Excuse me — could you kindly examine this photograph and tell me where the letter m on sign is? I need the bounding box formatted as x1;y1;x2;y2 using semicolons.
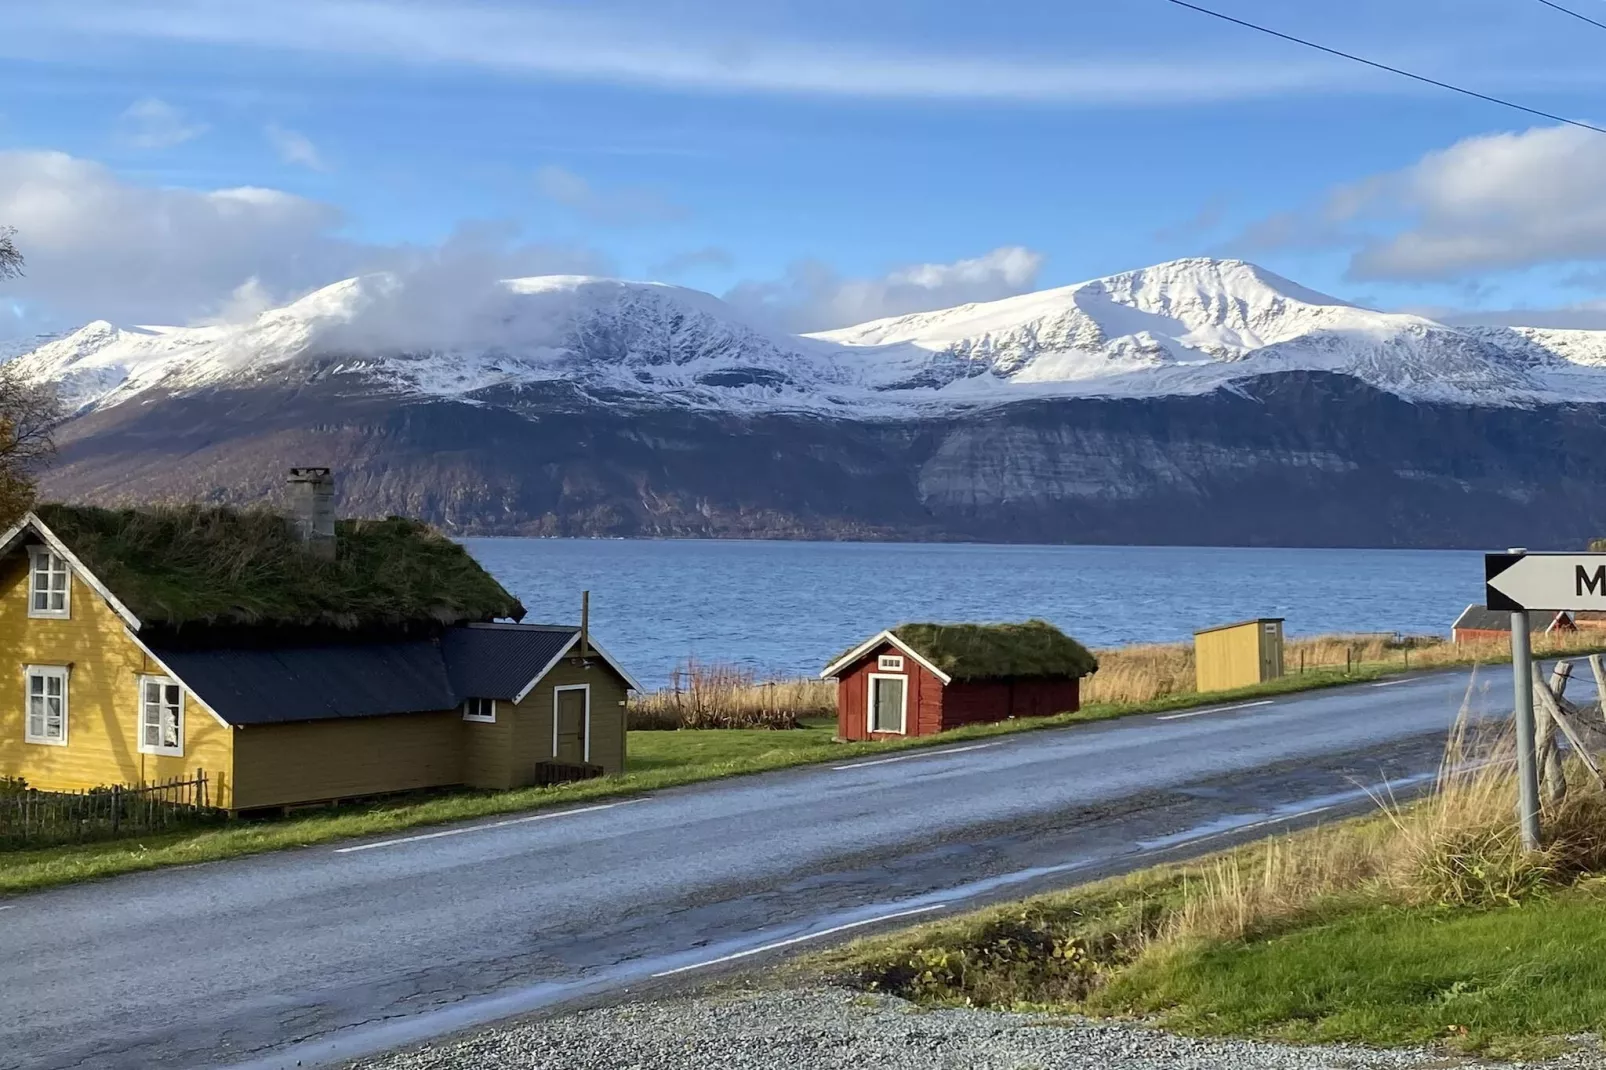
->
1580;565;1606;597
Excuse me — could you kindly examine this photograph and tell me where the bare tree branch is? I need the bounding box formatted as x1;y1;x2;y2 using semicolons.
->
0;226;21;281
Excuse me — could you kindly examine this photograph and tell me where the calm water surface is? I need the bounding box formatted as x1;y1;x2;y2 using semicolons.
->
461;539;1487;688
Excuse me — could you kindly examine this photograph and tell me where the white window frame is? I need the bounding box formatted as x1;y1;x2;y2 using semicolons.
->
462;697;497;723
138;675;185;757
877;655;904;671
27;548;70;620
24;664;69;746
866;672;908;735
552;684;591;763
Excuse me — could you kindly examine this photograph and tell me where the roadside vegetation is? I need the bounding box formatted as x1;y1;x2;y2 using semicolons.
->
826;709;1606;1059
6;631;1603;897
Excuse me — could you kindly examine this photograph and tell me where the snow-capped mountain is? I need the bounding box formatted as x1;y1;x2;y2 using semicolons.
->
14;257;1606;418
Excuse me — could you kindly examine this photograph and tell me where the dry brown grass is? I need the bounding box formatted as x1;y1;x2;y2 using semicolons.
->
1082;630;1606;707
1160;694;1606;947
628;660;835;730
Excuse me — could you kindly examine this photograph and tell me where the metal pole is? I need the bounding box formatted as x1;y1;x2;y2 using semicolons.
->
1512;607;1542;851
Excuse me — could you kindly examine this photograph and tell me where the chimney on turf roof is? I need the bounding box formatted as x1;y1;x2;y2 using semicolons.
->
286;467;336;560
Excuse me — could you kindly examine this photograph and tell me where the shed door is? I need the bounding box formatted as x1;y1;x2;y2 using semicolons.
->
869;675;906;734
555;686;589;764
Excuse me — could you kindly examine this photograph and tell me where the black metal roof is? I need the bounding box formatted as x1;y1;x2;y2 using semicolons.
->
442;623;579;701
147;638;458;726
147;623;587;726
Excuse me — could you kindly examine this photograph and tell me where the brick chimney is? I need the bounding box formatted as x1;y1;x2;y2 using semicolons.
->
286;467;336;560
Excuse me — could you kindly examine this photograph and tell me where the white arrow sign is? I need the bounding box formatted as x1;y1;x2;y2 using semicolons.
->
1486;552;1606;612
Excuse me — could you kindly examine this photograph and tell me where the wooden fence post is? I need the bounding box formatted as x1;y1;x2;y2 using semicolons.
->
1537;661;1573;806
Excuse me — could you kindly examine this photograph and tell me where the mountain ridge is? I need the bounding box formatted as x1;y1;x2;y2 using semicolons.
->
13;257;1606;420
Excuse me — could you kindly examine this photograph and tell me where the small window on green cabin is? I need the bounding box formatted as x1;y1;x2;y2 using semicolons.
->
463;697;496;723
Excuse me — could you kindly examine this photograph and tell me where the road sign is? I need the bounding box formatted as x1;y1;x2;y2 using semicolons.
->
1486;552;1606;612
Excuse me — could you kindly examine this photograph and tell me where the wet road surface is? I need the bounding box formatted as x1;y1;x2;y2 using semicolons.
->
0;663;1547;1070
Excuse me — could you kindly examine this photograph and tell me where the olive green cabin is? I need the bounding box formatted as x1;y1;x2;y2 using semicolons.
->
0;482;640;811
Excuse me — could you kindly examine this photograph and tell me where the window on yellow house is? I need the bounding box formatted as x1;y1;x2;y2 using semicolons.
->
24;666;68;745
139;677;183;756
28;549;70;619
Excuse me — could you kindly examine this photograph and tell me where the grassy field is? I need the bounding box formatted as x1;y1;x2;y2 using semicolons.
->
5;631;1600;898
826;714;1606;1059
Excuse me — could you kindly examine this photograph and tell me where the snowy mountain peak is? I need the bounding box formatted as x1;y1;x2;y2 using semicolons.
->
10;258;1606;417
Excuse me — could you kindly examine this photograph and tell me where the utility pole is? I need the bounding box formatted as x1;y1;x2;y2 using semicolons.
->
1508;548;1542;851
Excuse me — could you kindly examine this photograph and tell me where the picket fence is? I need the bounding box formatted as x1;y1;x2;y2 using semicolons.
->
0;772;222;848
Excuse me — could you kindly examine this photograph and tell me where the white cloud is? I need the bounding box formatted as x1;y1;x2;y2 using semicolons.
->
0;151;606;334
727;246;1045;332
535;165;686;225
22;0;1365;105
1240;125;1606;281
115;97;207;149
265;123;326;170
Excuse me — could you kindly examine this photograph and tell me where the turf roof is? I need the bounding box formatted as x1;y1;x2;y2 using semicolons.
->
888;620;1098;682
30;503;526;631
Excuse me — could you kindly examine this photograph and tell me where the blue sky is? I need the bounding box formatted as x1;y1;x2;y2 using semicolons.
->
5;0;1606;334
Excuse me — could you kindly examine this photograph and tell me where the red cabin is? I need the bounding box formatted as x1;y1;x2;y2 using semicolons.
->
821;620;1098;741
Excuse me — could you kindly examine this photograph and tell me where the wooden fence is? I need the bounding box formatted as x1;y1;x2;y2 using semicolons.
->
0;772;223;849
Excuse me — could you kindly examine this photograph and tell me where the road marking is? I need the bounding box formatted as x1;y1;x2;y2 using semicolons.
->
0;905;14;912
832;741;1005;771
334;800;642;854
1156;700;1274;721
651;903;949;978
1369;678;1412;688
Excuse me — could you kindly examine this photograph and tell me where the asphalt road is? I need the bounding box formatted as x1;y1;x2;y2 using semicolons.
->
0;663;1561;1070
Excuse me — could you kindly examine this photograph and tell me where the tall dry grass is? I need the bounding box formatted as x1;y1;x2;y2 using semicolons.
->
629;660;835;730
1161;690;1606;947
1083;630;1606;707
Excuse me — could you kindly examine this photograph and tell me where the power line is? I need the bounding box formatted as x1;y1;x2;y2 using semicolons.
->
1159;0;1606;135
1534;0;1606;33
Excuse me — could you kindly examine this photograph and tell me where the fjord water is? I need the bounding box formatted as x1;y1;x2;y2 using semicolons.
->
463;539;1486;688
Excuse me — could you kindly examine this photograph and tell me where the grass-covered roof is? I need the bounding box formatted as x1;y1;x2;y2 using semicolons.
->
892;620;1098;682
31;503;526;631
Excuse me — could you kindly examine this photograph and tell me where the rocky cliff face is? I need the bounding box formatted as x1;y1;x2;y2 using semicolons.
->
38;371;1606;548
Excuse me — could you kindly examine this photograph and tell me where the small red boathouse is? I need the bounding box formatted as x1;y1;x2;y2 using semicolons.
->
821;620;1098;741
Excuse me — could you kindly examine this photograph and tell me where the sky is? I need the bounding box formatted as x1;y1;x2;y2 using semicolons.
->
5;0;1606;337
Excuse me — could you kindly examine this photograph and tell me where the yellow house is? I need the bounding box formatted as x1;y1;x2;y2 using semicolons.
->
0;491;640;812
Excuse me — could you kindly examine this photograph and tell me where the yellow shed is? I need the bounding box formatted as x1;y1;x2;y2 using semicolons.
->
1194;618;1285;693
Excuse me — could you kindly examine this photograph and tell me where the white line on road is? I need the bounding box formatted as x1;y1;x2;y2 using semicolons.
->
334;800;642;854
1369;678;1413;688
832;741;1006;771
1156;700;1274;721
651;903;949;978
0;905;14;911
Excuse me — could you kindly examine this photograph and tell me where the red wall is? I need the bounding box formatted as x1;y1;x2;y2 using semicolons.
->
941;678;1080;729
835;642;944;740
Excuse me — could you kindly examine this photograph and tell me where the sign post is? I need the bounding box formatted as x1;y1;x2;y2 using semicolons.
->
1509;604;1542;851
1485;547;1606;851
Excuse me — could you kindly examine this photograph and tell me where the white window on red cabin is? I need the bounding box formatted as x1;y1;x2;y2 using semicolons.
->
877;655;904;671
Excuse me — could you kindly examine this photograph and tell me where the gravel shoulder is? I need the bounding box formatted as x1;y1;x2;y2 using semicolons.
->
351;985;1604;1070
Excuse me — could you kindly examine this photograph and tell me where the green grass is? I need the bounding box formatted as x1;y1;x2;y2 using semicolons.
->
0;658;1506;898
1091;888;1606;1059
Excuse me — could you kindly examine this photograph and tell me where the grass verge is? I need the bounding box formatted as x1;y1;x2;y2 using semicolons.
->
822;716;1606;1059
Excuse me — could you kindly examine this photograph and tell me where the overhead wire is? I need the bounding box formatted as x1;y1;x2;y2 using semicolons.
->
1533;0;1606;33
1158;0;1606;135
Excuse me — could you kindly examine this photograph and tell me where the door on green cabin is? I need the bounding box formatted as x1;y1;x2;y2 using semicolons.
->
554;686;589;764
